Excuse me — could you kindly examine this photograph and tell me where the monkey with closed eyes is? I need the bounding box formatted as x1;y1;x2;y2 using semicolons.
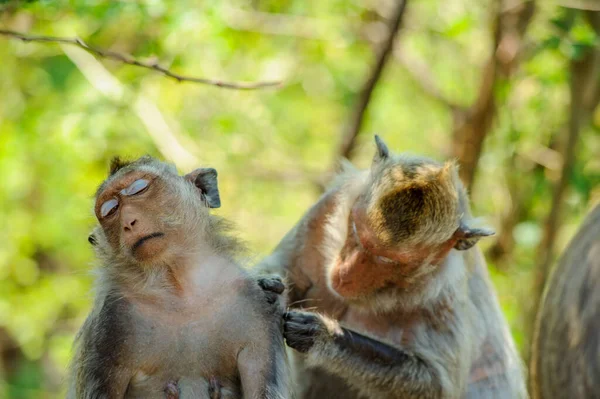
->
259;136;527;398
69;156;289;399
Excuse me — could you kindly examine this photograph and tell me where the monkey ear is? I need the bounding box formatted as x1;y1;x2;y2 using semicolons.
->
453;223;494;250
186;168;221;208
373;135;390;163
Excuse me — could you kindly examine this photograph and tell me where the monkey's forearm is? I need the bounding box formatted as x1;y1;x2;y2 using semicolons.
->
312;328;442;399
284;312;444;399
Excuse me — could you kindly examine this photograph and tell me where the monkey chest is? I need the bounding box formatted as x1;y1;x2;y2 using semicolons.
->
340;307;419;347
124;300;248;396
302;281;418;347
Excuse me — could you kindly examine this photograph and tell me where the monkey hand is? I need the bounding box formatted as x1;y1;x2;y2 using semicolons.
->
257;275;285;306
283;311;340;353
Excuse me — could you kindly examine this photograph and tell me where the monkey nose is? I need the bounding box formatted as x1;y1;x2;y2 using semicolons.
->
123;218;137;231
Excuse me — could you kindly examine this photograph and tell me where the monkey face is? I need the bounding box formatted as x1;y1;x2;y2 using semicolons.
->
327;138;467;304
93;157;221;265
328;204;423;301
95;170;173;263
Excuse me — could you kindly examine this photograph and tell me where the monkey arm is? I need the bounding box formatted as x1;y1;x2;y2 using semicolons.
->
69;297;135;399
237;315;290;399
284;311;452;399
256;189;341;305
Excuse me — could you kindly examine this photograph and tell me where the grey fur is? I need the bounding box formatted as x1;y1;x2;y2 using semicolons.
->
258;145;526;399
68;156;289;399
530;203;600;399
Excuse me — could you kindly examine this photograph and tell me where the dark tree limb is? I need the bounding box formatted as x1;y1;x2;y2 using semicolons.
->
332;0;408;167
390;1;535;190
0;29;281;90
486;149;555;267
451;0;535;190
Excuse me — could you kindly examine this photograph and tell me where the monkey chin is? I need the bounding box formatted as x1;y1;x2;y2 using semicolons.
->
130;234;168;263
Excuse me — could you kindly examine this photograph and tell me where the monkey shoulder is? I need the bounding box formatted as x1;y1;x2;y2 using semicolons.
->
289;189;347;303
460;251;526;396
89;293;135;358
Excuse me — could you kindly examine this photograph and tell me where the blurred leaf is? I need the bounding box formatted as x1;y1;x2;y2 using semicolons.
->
541;36;561;51
550;8;577;33
442;15;474;39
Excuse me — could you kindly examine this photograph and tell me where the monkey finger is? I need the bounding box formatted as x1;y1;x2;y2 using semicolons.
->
284;319;322;337
257;276;285;294
284;325;317;353
284;311;319;325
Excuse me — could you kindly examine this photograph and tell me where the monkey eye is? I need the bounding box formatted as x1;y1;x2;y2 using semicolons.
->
375;255;395;264
100;198;119;218
121;179;149;196
352;222;363;249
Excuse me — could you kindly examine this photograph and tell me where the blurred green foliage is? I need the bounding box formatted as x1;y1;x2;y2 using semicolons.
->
0;0;598;397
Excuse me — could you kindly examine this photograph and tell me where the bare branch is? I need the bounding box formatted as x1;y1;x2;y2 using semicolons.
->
333;0;408;167
0;29;281;90
62;44;201;170
450;0;535;190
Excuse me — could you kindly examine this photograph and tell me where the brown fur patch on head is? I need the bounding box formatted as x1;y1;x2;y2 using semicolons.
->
367;160;460;246
109;156;132;176
108;156;161;176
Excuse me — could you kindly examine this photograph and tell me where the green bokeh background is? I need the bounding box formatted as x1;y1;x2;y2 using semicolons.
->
0;0;599;397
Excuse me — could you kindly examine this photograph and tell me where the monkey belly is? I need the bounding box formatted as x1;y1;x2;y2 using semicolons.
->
124;292;266;398
124;328;242;399
126;375;240;399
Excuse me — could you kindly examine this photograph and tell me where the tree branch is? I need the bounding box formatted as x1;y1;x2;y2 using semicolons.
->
62;44;201;170
0;29;281;90
333;0;408;165
450;0;535;190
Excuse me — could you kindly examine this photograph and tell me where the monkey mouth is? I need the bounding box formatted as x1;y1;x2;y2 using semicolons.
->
132;232;165;252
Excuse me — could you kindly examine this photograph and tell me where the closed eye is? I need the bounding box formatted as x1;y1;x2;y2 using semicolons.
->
121;179;150;196
352;221;364;249
375;255;396;264
100;198;119;218
353;221;397;265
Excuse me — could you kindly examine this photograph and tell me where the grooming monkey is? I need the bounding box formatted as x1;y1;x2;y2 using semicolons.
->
259;136;527;398
530;203;600;399
69;156;289;399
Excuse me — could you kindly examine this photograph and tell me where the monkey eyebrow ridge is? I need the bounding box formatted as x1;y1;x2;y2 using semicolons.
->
120;179;150;196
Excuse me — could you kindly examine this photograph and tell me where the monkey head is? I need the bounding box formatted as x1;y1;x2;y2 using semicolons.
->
91;156;221;265
326;136;494;308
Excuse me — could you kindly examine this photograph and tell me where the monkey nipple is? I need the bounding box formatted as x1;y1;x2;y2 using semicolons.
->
164;380;180;399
